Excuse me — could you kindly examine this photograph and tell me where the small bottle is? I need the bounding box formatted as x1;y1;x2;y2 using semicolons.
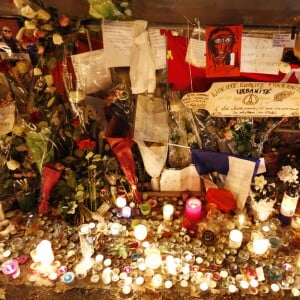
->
279;184;299;225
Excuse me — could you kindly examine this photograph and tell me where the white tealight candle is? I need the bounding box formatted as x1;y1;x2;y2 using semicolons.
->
103;258;112;267
229;229;243;249
135;276;144;285
151;274;163;288
253;239;269;255
133;224;148;241
200;281;209;291
102;267;112;285
145;248;162;270
122;285;131;295
239;280;249;289
271;283;280;292
250;279;259;288
163;204;174;221
164;280;173;289
110;223;120;235
228;284;237;293
122;206;131;218
116;195;127;208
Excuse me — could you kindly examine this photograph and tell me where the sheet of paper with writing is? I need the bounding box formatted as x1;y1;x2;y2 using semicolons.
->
182;82;300;117
224;156;256;210
148;28;167;70
102;19;135;68
241;36;283;75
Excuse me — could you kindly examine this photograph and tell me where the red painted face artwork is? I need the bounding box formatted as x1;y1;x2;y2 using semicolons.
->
206;25;242;78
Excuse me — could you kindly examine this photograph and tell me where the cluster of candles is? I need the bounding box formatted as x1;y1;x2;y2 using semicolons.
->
1;195;300;297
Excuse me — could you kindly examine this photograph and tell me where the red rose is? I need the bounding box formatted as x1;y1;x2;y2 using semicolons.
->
76;138;96;151
29;111;43;123
58;15;70;27
73;118;80;127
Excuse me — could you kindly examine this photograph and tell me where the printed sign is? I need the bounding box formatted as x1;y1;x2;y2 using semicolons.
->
182;82;300;117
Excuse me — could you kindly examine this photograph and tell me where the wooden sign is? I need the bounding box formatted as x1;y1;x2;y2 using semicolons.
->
182;82;300;117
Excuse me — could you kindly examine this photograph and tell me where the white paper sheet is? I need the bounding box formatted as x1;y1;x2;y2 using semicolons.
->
185;38;206;68
71;49;112;94
148;28;167;69
224;156;256;210
160;165;202;191
134;95;169;143
102;19;135;68
241;36;283;74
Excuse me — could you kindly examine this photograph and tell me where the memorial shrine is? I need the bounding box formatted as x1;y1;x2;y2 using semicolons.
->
0;1;299;299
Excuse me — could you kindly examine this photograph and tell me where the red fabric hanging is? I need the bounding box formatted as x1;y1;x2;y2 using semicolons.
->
162;29;300;93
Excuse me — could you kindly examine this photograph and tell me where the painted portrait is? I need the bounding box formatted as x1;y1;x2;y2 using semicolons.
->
206;25;242;78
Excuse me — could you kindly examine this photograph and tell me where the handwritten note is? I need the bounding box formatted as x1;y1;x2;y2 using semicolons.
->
71;49;112;94
241;36;283;74
160;165;201;191
224;156;256;210
273;33;295;48
185;38;206;67
181;93;208;111
134;95;169;143
102;19;134;68
148;28;167;70
182;81;300;117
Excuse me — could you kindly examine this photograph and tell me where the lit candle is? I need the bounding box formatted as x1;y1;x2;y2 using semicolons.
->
122;285;131;295
151;274;163;288
74;263;87;279
102;267;112;284
110;223;120;235
133;224;148;241
200;281;209;291
145;248;162;270
228;284;237;293
237;213;245;228
164;280;173;289
135;276;144;285
36;240;54;273
271;283;280;292
185;197;202;220
229;229;243;249
122;206;131;218
116;195;127;208
1;259;20;279
163;204;174;221
253;238;269;255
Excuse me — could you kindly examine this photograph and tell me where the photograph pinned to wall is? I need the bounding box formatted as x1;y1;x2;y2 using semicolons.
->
206;25;242;78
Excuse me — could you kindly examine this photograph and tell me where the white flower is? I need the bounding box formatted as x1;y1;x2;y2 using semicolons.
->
24;20;36;30
20;4;36;19
36;9;51;22
44;74;54;87
278;165;299;184
67;201;78;214
254;175;267;191
52;33;64;45
7;159;20;170
33;67;42;76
